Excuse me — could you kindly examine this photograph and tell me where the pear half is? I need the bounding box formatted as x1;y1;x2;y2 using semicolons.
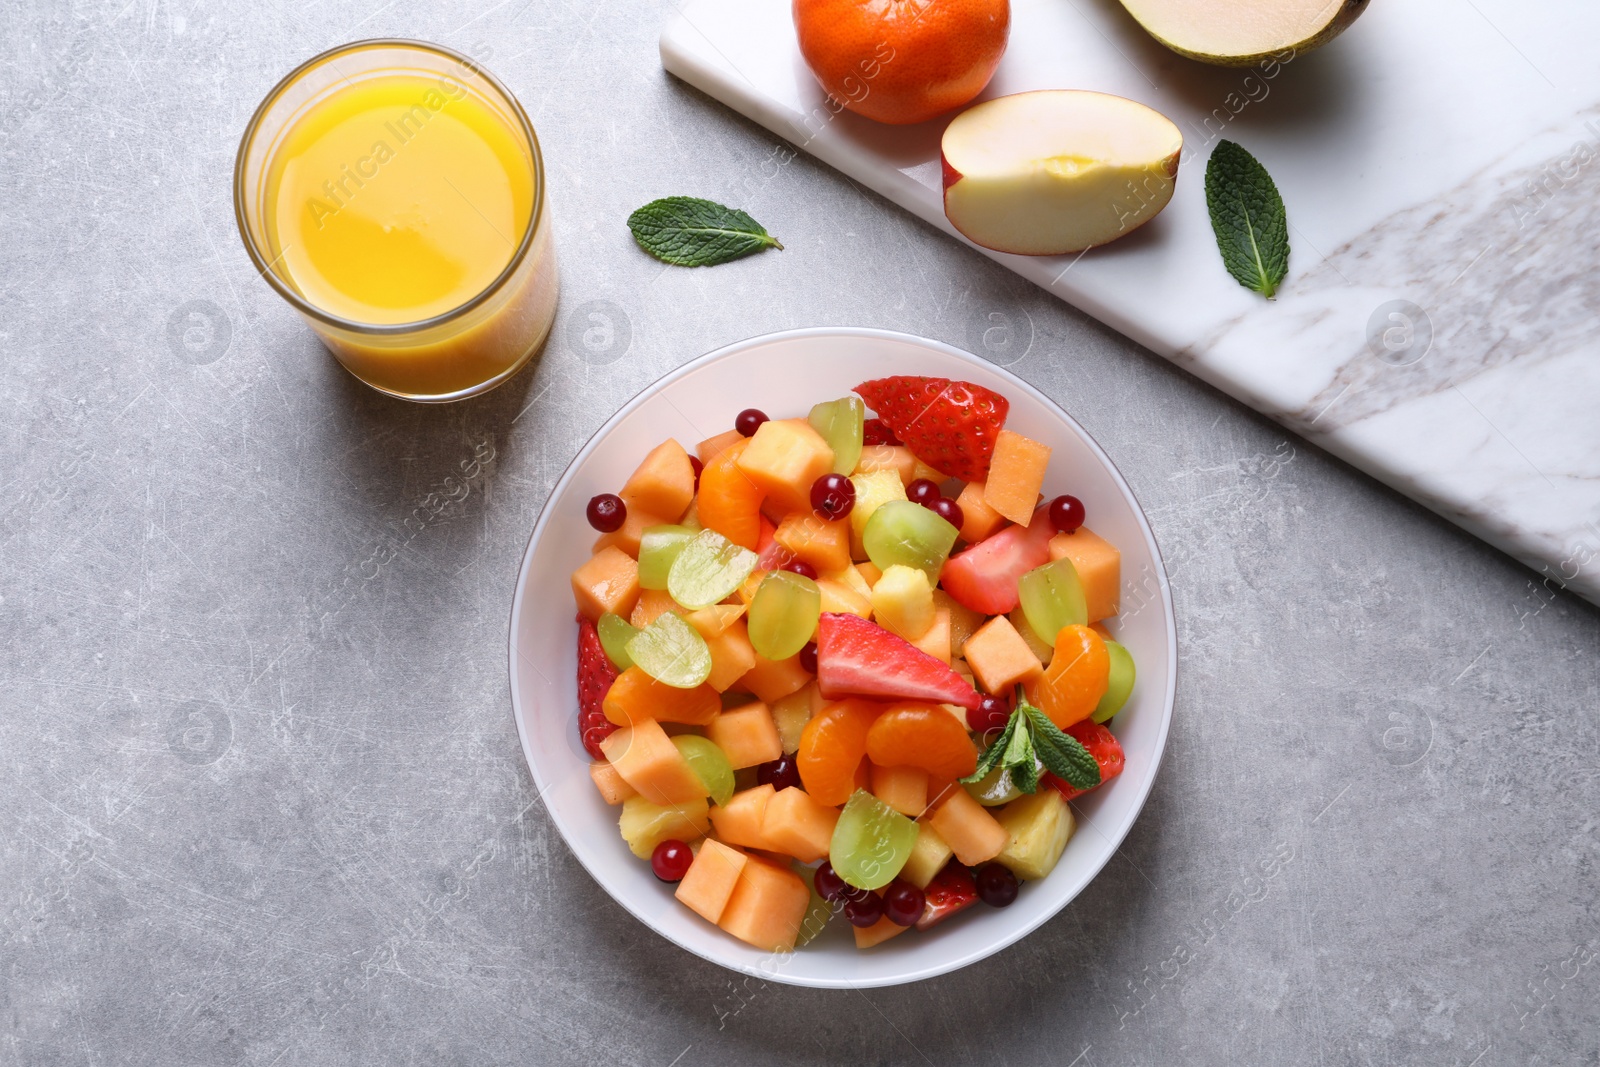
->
941;90;1182;257
1118;0;1369;66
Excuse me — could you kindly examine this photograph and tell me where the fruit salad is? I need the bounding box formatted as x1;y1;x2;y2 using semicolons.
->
569;376;1137;952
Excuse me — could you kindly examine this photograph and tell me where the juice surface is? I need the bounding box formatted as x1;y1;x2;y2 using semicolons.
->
264;73;534;325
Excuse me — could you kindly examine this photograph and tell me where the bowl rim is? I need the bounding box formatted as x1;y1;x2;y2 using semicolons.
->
507;325;1177;988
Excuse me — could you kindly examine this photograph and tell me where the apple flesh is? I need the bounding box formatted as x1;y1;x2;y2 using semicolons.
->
941;90;1182;257
1117;0;1368;66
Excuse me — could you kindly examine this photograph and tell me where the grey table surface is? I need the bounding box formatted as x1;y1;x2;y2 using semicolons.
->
3;2;1597;1065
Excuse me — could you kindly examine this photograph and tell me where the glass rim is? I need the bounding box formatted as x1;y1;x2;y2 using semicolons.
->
232;37;546;337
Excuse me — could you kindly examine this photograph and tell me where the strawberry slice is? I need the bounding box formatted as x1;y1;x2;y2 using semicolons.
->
854;377;1009;482
815;612;982;710
939;505;1054;615
1046;720;1125;802
577;614;619;760
862;418;902;446
754;514;792;571
916;862;980;931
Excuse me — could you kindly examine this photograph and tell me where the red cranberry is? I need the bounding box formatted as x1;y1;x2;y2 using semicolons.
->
882;880;926;927
586;493;626;533
928;497;963;529
755;754;801;792
735;408;769;437
967;693;1011;733
1049;494;1085;534
809;473;855;520
798;641;818;674
906;478;941;505
689;455;704;488
782;559;818;581
651;839;693;882
813;861;847;903
976;863;1019;907
844;892;884;927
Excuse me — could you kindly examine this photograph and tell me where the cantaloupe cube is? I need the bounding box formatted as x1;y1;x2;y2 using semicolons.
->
686;603;746;638
983;430;1051;526
871;564;934;641
829;563;875;604
1049;527;1121;622
774;513;851;573
736;420;835;513
1009;608;1055;666
718;856;810;952
621;440;695;523
601;719;707;806
769;684;816;753
589;761;636;805
932;590;984;658
619;794;710;859
706;701;784;769
709;784;776;850
760;786;840;863
697;429;744;464
927;786;1010;865
853;912;911;949
602;667;720;727
705;617;759;692
909;608;952;665
740;652;812;703
870;763;928;817
817;576;872;619
675;838;748;924
900;823;954;888
955;481;1007;543
994;789;1075;881
593;504;668;558
855;561;883;587
572;546;640;622
854;445;917;486
963;615;1044;693
629;588;679;629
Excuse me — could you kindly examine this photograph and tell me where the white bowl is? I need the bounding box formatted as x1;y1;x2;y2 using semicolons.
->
508;327;1175;989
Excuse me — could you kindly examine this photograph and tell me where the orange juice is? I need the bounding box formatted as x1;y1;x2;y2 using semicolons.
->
236;42;558;400
264;75;533;325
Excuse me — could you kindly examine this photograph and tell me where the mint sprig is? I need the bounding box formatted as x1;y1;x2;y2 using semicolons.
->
1204;140;1289;299
627;196;783;267
960;691;1101;794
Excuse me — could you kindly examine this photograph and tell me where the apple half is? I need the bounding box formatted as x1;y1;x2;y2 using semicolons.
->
1118;0;1369;66
941;90;1182;257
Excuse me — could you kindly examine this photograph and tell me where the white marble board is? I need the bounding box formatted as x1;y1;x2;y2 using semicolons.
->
659;0;1600;607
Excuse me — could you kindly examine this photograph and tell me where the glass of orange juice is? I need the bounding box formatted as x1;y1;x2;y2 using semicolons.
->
234;40;558;402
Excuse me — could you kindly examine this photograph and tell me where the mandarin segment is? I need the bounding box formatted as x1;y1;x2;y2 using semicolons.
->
697;438;764;550
1025;623;1110;729
796;699;881;807
863;703;977;780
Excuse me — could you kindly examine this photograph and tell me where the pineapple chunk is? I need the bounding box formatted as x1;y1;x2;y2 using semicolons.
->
871;564;935;640
619;795;710;859
769;683;817;753
933;590;985;658
993;790;1075;881
900;823;955;888
848;469;908;558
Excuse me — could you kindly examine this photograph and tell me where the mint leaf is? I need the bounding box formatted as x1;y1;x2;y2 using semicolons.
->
1007;726;1039;794
1204;141;1289;299
627;196;783;267
961;709;1018;784
1024;706;1101;791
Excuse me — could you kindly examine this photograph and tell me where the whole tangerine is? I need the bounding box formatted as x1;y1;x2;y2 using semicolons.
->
793;0;1010;126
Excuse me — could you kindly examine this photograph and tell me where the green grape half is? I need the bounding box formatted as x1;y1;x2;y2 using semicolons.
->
963;760;1025;807
1092;640;1136;723
1017;557;1088;646
667;529;758;611
862;500;959;583
596;612;639;671
638;524;698;590
747;570;821;661
808;396;865;476
829;789;917;890
626;611;712;688
672;735;735;806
